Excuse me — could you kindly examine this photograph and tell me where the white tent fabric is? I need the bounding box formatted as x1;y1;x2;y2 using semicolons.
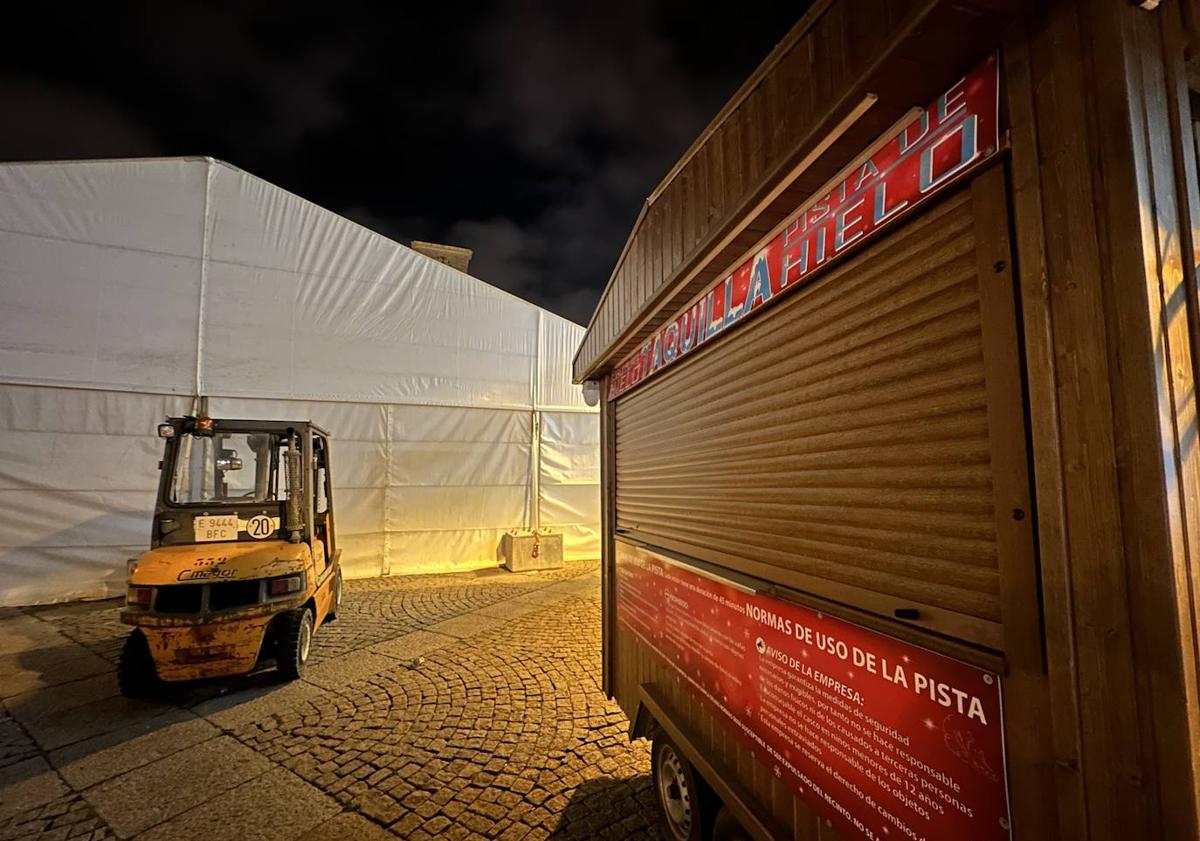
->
0;157;599;606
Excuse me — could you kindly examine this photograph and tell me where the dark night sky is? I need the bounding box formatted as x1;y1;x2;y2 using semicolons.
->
0;2;806;325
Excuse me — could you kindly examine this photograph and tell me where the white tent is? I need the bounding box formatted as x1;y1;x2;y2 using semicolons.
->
0;157;599;606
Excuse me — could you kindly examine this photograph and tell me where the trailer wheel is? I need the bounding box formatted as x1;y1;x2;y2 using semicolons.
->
651;732;713;841
711;806;752;841
117;630;161;699
276;606;314;679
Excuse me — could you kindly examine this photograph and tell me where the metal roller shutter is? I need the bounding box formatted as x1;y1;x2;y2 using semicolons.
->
615;184;1018;649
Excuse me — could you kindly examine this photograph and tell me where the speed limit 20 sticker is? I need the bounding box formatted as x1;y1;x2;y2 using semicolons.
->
245;514;278;539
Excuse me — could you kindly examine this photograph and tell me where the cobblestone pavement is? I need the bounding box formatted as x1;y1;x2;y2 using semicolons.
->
0;563;663;840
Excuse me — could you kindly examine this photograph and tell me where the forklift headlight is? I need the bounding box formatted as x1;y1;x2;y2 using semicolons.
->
127;587;153;608
268;574;303;597
157;423;176;438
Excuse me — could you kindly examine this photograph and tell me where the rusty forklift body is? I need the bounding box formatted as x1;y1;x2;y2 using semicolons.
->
118;415;342;694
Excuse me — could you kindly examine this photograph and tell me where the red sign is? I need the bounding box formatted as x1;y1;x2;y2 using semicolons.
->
616;543;1010;841
608;56;1000;400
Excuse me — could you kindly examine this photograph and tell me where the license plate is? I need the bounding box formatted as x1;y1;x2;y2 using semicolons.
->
194;515;239;542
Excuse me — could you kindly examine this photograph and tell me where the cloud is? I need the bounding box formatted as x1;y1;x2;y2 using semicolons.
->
0;1;353;170
446;218;537;274
0;75;162;161
0;0;802;326
469;2;711;167
433;0;726;324
131;2;351;159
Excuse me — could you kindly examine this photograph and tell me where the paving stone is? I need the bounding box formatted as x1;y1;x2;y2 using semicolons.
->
10;692;177;752
51;717;218;791
0;757;70;822
295;811;395;841
425;612;505;640
5;673;120;722
470;600;547;621
0;614;71;657
133;767;338;841
23;601;128;665
368;630;455;661
191;677;326;731
303;651;406;692
308;572;576;661
0;707;40;771
230;588;659;839
541;578;599;597
84;735;271;838
5;563;664;840
506;588;573;607
0;791;116;841
0;619;113;700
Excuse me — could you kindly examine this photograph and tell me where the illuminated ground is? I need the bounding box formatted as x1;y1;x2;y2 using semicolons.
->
0;562;662;840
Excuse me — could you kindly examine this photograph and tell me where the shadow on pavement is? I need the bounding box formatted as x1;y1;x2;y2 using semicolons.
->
549;774;661;839
4;612;300;772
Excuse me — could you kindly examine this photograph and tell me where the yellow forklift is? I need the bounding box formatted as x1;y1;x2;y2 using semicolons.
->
118;415;342;696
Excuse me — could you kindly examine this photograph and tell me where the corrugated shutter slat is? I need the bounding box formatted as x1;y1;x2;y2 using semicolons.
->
615;187;1004;645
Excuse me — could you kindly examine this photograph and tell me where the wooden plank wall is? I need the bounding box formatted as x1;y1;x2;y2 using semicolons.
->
1004;0;1200;838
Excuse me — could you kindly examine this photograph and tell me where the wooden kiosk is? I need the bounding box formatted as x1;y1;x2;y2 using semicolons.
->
574;2;1200;839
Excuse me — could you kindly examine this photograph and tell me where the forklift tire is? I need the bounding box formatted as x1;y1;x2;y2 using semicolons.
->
117;630;162;699
325;568;343;621
651;731;715;841
711;806;752;841
276;606;315;679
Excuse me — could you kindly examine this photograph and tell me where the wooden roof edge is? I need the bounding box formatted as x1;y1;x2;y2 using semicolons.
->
642;0;839;207
573;1;836;349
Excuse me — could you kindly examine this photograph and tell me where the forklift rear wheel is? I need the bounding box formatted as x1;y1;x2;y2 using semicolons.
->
326;568;343;621
117;630;161;699
711;806;752;841
651;731;714;841
276;606;314;679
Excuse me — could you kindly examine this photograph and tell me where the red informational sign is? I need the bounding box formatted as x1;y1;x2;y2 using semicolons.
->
616;543;1010;841
608;55;1001;400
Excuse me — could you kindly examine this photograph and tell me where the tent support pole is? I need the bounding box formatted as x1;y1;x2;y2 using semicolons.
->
194;158;214;400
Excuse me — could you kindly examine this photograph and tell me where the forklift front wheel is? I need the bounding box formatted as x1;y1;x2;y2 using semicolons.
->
117;630;162;699
277;606;314;679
